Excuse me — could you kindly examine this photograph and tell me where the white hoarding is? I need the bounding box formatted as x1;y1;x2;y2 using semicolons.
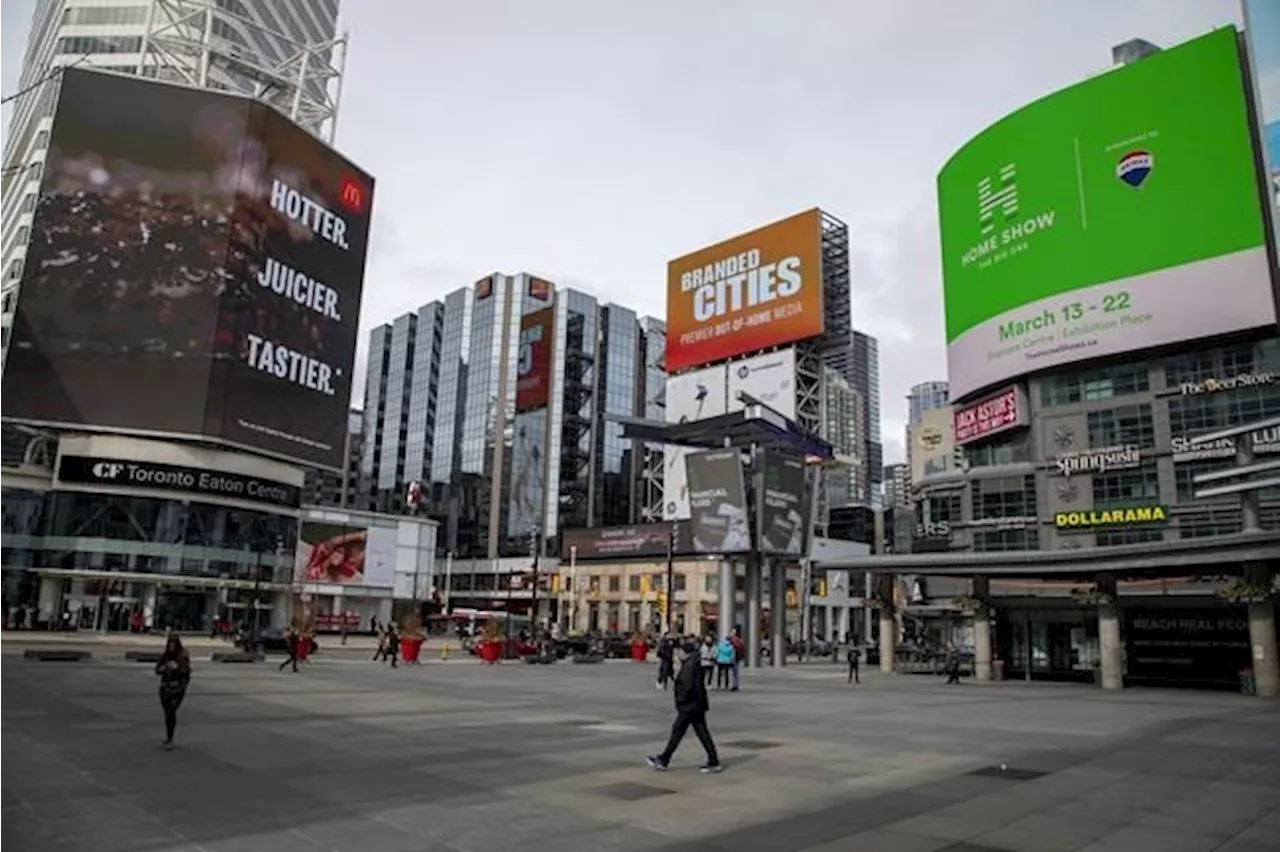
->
727;347;797;420
663;365;728;520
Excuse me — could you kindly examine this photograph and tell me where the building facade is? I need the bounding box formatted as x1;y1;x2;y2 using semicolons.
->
359;276;665;559
848;330;883;505
908;381;950;426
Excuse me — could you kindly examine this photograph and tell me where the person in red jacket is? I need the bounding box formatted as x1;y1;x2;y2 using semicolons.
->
729;628;745;691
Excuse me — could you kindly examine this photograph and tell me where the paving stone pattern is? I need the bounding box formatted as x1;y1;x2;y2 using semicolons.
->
3;652;1279;852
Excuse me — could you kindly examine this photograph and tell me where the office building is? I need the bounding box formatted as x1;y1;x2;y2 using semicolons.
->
2;0;345;349
884;463;910;509
848;331;883;504
359;275;665;558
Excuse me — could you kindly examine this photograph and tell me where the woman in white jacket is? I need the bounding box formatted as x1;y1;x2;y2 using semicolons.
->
699;635;716;687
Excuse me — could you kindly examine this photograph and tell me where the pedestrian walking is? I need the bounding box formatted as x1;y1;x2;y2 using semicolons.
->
656;636;675;690
647;639;722;773
373;627;387;661
945;646;962;685
714;635;735;690
847;645;860;684
729;628;745;691
278;626;300;673
155;634;191;751
386;623;400;668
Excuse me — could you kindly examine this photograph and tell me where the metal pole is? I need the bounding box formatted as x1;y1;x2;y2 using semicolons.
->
443;552;453;614
529;528;540;633
569;546;578;633
800;557;812;646
665;523;676;635
1237;436;1262;533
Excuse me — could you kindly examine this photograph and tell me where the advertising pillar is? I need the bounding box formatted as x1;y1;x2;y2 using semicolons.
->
769;560;787;667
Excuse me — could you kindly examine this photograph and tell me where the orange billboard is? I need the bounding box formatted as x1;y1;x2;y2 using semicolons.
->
665;208;824;373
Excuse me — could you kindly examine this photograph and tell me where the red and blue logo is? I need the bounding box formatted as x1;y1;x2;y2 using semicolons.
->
1116;150;1153;188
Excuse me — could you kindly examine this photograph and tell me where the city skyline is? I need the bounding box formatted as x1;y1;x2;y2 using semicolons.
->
0;0;1246;464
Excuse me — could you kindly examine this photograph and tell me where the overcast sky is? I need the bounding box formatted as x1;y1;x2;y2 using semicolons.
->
1;0;1245;463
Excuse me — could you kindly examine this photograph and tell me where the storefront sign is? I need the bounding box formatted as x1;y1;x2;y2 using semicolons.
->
953;385;1027;445
1179;371;1275;395
961;516;1037;529
57;455;301;509
1053;445;1141;477
1055;505;1168;530
1171;426;1280;461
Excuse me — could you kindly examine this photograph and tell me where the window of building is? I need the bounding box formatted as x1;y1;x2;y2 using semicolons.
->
588;575;601;595
1178;510;1242;539
705;574;719;593
1040;363;1150;407
1087;404;1154;448
972;475;1036;520
628;575;641;593
1167;384;1280;439
1095;528;1165;547
607;575;621;593
674;573;686;592
64;6;150;25
973;529;1038;551
5;259;22;282
1164;341;1275;388
917;492;961;525
963;434;1030;468
56;35;144;55
1092;465;1159;507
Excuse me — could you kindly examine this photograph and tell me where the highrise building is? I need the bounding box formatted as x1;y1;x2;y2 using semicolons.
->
848;330;883;504
820;366;864;509
883;462;910;509
2;0;346;348
908;381;950;426
360;275;664;558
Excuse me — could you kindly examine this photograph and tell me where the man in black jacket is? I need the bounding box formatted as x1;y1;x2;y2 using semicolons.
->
647;639;722;773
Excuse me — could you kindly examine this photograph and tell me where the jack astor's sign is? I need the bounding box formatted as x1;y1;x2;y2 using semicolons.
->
1055;505;1168;530
1053;445;1141;477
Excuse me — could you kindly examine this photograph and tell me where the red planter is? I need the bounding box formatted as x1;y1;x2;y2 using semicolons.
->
400;636;424;663
479;641;502;663
630;642;649;662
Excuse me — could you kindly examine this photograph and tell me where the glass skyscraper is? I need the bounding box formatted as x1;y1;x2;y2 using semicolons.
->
360;276;662;558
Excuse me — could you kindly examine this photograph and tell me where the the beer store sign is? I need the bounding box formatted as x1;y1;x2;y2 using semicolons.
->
1055;505;1168;530
1053;445;1141;477
1179;371;1275;395
1171;425;1280;462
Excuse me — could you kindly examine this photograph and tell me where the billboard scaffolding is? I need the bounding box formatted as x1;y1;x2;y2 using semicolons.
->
139;0;347;142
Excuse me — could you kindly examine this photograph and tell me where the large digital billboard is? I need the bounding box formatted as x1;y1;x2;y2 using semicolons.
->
665;209;824;373
1243;0;1280;261
727;347;797;420
938;28;1272;400
663;364;728;520
295;521;396;587
685;448;751;554
2;69;374;469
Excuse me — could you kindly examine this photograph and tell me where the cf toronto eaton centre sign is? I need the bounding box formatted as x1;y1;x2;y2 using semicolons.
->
57;455;302;509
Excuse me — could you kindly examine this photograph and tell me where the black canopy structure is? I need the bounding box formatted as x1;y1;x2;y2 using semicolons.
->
611;394;836;459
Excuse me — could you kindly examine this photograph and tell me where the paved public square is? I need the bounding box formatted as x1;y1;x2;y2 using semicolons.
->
3;647;1279;852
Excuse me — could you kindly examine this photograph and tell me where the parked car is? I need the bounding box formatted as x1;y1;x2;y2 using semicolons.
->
254;629;318;655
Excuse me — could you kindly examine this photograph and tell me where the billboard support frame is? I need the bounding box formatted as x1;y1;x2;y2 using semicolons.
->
138;0;348;142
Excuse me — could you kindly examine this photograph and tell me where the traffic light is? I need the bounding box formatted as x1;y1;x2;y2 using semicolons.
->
811;578;827;598
640;575;650;595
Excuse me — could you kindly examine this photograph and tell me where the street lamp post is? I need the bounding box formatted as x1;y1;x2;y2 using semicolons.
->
569;545;578;634
528;527;540;635
665;521;677;635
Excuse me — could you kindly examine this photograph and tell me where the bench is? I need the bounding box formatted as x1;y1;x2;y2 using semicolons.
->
124;651;164;663
211;651;264;663
23;649;91;661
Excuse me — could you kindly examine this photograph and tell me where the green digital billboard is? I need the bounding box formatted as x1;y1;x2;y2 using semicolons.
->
938;27;1272;399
